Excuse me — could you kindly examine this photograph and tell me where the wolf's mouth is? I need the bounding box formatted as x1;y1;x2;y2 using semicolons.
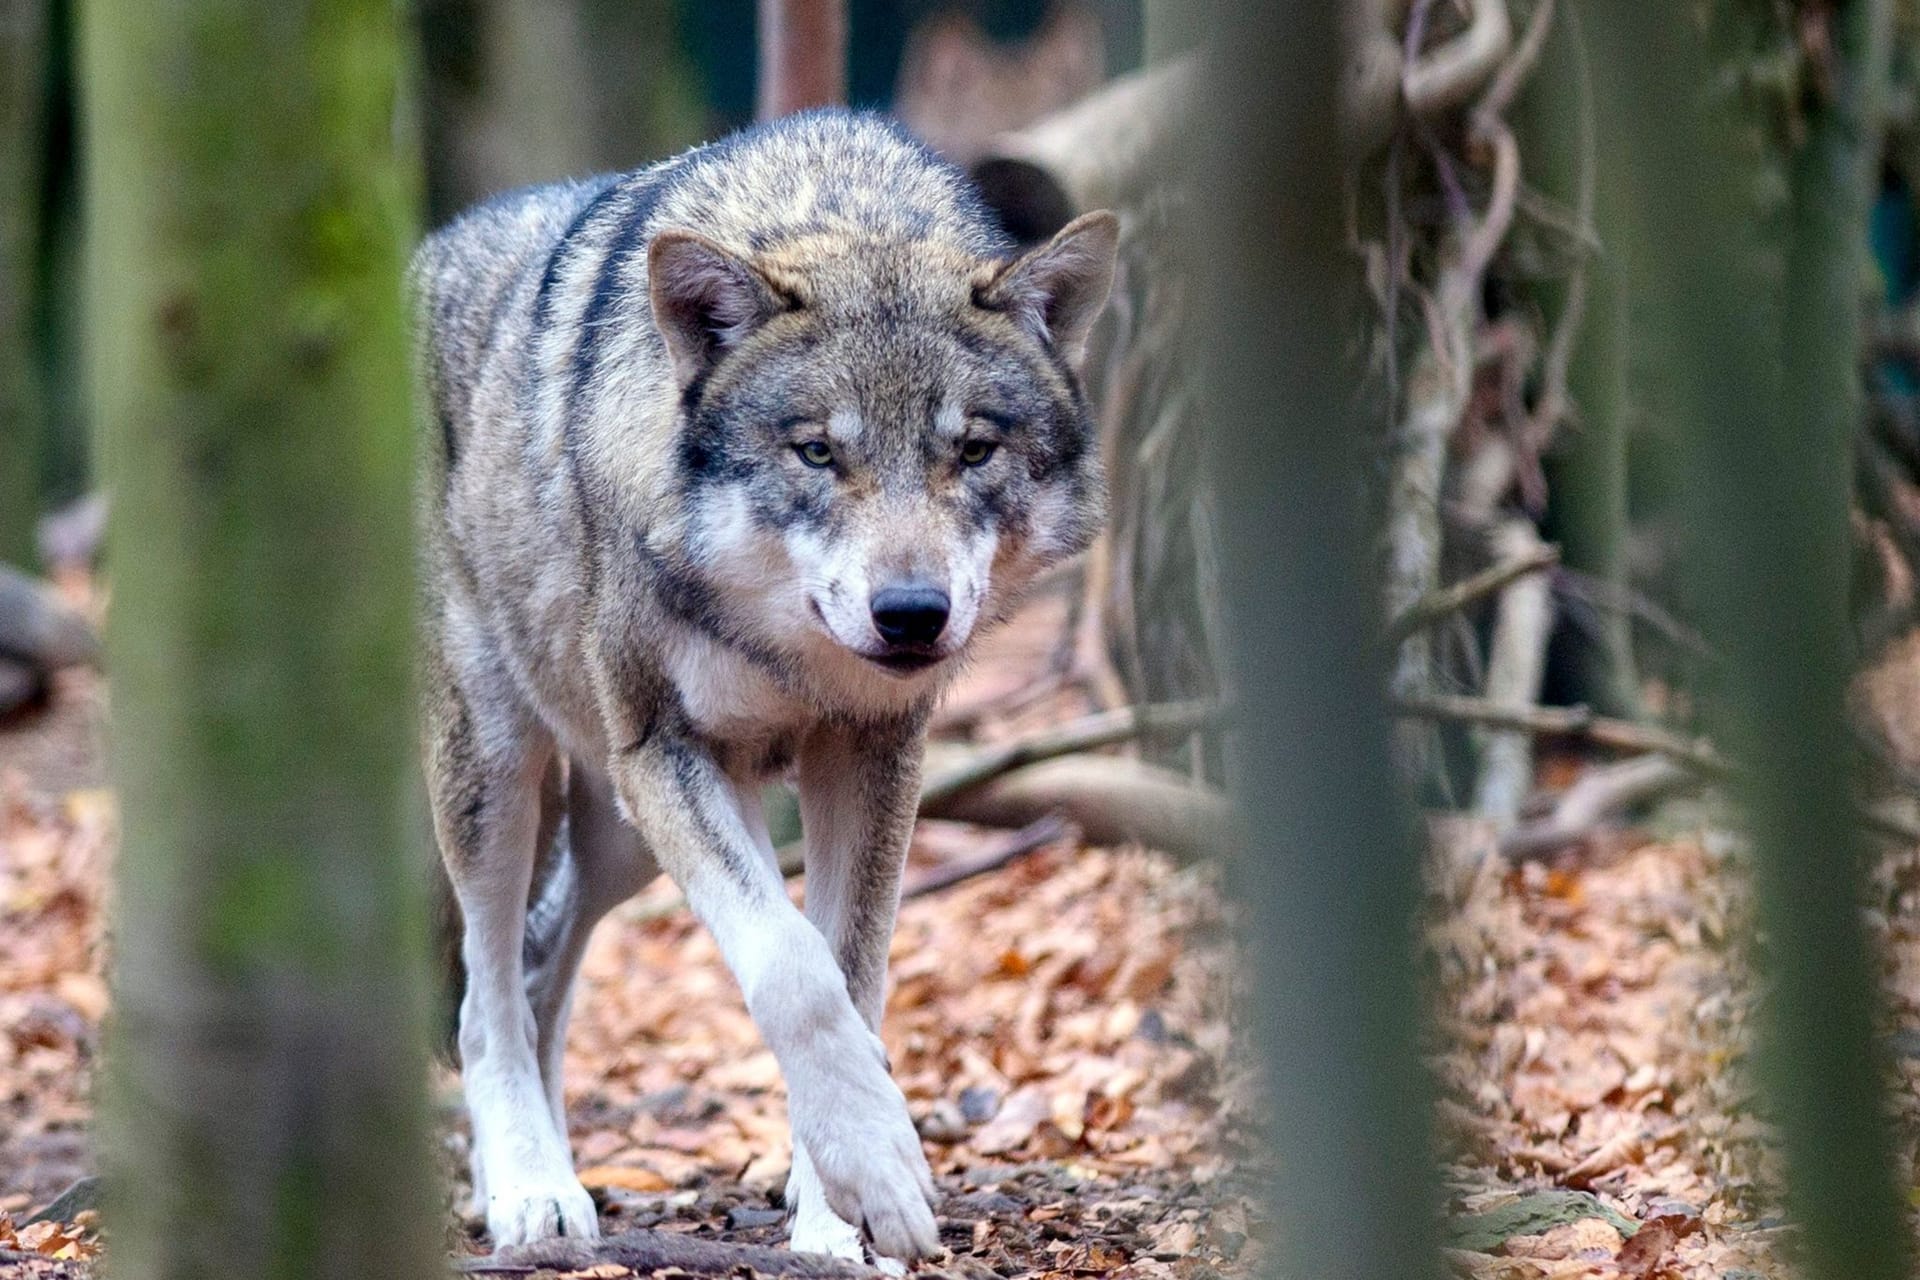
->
865;649;943;675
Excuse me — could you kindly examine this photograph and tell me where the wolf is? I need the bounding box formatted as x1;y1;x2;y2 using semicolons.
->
411;109;1116;1267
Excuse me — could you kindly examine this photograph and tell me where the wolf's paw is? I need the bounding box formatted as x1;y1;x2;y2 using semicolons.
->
788;1202;864;1262
486;1177;600;1249
805;1112;937;1262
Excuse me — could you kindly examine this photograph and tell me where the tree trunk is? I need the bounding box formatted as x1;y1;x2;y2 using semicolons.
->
0;0;50;566
1193;7;1441;1280
1595;6;1912;1280
756;0;845;121
416;0;704;224
80;4;440;1278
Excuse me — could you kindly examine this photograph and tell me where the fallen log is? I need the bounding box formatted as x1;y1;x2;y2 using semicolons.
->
454;1229;876;1278
969;56;1196;239
920;752;1230;864
919;699;1222;808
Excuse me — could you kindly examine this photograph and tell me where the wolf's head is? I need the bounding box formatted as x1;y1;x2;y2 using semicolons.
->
643;211;1118;703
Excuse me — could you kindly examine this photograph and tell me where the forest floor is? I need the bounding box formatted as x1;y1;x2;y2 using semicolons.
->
2;588;1918;1278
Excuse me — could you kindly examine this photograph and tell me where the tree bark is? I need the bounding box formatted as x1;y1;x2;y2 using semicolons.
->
80;3;440;1278
756;0;845;121
1194;6;1441;1280
1595;5;1912;1280
0;0;50;566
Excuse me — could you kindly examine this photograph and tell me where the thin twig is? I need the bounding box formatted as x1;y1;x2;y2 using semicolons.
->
1386;543;1560;642
1392;692;1725;773
901;815;1075;899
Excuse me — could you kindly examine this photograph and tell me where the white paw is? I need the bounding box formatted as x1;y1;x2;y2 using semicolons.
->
794;1078;938;1262
486;1177;600;1248
788;1203;865;1262
787;1146;868;1263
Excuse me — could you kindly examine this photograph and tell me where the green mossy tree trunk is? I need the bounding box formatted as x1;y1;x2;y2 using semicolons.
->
80;4;440;1278
1596;6;1911;1280
1194;6;1440;1280
0;0;50;566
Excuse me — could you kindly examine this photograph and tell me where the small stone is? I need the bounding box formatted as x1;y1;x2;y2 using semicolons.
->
917;1098;970;1143
725;1205;787;1231
958;1085;1001;1124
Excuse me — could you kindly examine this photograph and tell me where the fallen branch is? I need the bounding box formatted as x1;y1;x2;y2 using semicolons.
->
919;699;1222;808
902;815;1075;898
455;1229;874;1278
970;55;1196;235
920;754;1231;863
1396;693;1920;845
1392;693;1724;774
1385;542;1559;642
1500;754;1697;859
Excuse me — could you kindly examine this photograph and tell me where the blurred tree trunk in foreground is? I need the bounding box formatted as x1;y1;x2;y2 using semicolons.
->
0;0;50;566
1194;5;1440;1280
81;3;438;1278
1595;6;1911;1280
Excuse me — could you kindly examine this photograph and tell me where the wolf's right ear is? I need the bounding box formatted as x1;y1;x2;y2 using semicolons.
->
648;231;784;388
976;210;1120;367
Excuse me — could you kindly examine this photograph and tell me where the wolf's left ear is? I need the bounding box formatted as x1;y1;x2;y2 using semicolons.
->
978;210;1120;366
649;231;785;388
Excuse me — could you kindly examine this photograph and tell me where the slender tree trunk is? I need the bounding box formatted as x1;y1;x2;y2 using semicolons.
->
80;4;439;1278
1525;8;1641;719
1194;6;1441;1280
0;0;50;566
1595;7;1911;1280
756;0;845;120
1555;258;1642;718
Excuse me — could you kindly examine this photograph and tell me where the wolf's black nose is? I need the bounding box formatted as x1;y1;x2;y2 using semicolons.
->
871;586;950;648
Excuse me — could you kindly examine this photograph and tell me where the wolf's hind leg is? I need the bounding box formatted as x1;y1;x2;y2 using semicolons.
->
525;763;661;1134
430;659;598;1247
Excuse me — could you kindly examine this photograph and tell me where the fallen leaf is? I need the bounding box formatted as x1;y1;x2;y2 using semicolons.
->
1614;1214;1699;1275
576;1164;673;1193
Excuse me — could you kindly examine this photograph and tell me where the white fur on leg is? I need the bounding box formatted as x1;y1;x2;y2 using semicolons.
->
786;1144;864;1261
459;857;600;1248
697;887;937;1264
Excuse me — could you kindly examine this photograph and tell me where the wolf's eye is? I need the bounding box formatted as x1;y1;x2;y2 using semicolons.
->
959;440;998;467
796;441;835;468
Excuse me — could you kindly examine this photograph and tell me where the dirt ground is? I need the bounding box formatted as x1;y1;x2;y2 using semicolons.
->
3;599;1917;1278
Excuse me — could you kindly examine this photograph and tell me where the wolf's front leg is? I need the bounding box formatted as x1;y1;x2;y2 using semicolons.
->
428;668;598;1247
609;734;938;1264
784;722;926;1267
